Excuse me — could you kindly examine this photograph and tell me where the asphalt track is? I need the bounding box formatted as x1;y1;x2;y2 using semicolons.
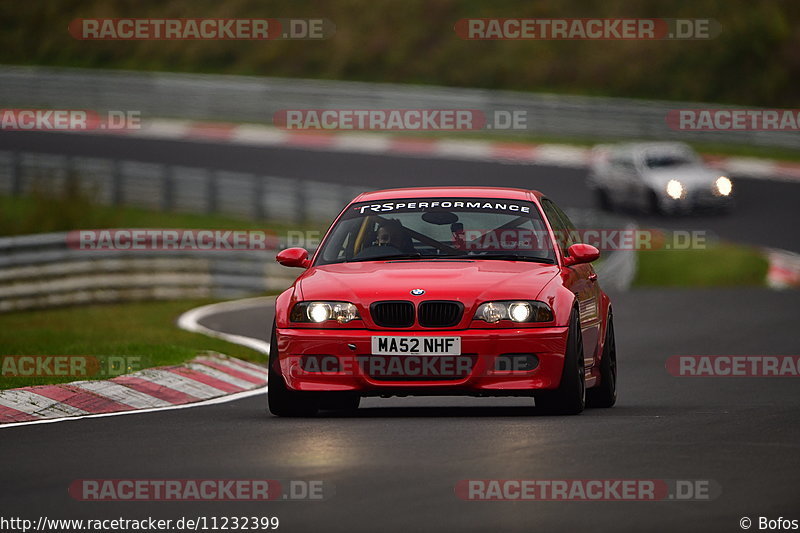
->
1;289;798;532
1;131;799;532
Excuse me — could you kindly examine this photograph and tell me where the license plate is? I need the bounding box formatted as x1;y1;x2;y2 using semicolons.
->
371;336;461;356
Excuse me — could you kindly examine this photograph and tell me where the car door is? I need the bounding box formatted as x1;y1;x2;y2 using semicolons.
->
540;199;601;369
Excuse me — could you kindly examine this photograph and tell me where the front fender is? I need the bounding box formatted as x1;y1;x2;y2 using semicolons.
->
274;288;296;329
534;273;577;327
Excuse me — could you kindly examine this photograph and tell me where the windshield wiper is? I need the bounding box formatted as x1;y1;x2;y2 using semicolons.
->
445;253;555;264
346;253;424;263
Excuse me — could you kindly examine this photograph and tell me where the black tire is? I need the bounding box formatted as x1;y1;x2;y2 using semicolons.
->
267;321;319;417
586;313;617;408
318;393;361;412
535;308;585;415
648;189;663;215
595;187;612;212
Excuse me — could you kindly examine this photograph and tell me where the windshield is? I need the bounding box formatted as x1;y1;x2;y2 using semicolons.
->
315;197;557;265
645;152;697;169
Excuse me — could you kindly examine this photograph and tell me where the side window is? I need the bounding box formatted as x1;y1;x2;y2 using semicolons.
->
550;202;580;244
611;153;636;172
539;199;570;256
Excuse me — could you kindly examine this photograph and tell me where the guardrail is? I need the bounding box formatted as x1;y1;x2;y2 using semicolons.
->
0;150;364;224
0;231;301;312
0;66;797;149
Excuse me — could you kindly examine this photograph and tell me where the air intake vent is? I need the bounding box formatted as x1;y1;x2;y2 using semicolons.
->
418;301;464;328
370;301;415;328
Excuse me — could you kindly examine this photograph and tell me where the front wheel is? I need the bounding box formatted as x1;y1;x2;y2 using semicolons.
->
648;189;664;215
535;309;585;415
268;321;319;417
586;313;617;408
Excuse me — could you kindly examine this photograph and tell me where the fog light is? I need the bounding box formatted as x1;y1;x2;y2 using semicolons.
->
494;354;539;372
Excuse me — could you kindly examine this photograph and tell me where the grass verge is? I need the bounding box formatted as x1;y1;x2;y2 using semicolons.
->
0;299;267;390
634;242;769;287
0;193;325;237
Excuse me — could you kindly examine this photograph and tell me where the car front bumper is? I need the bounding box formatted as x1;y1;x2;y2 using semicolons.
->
662;189;733;212
275;327;569;394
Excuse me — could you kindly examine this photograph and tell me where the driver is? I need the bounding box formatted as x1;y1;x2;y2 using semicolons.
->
375;224;395;247
356;220;415;258
372;219;413;252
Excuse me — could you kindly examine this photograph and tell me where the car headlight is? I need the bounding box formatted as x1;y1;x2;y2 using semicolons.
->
290;301;360;323
666;179;684;200
715;176;732;196
474;301;553;323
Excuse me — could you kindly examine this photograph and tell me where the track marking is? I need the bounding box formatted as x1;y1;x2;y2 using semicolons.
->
71;381;173;409
0;390;89;418
1;297;276;430
185;363;259;389
0;387;266;429
132;369;228;399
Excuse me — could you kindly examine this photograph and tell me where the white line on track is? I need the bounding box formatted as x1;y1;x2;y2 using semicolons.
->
176;296;274;355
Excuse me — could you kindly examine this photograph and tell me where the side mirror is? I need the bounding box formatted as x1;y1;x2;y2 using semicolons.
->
563;243;600;266
276;247;310;268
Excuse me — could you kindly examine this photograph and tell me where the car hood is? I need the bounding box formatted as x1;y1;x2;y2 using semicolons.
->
642;165;722;189
297;260;560;304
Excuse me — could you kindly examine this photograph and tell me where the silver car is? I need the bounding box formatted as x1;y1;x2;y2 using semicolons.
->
588;142;733;214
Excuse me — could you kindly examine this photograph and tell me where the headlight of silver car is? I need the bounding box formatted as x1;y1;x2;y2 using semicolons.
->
715;176;732;196
290;301;360;323
473;301;554;323
666;179;684;200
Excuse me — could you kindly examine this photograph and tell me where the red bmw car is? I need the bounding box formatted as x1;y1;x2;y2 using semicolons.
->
269;187;617;416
